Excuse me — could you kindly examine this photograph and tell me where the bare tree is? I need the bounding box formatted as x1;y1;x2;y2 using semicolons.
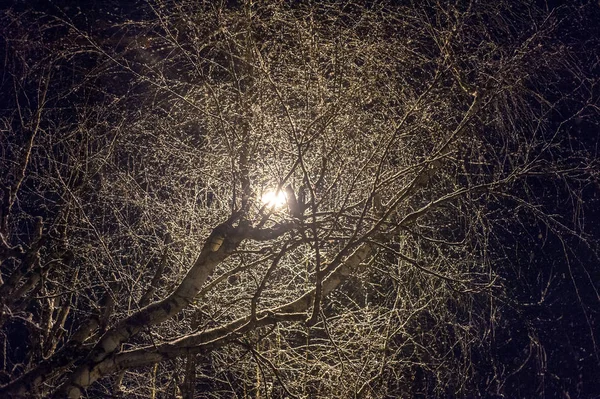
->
1;1;599;398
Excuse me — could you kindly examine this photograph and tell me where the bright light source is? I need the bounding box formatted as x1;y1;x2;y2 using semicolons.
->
261;189;287;209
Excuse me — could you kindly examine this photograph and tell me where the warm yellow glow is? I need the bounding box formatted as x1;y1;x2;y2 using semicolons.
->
261;189;287;209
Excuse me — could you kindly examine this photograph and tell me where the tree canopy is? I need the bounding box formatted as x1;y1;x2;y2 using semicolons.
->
1;1;599;398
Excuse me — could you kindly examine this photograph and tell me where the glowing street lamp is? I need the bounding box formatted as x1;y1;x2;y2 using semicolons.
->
261;189;287;209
